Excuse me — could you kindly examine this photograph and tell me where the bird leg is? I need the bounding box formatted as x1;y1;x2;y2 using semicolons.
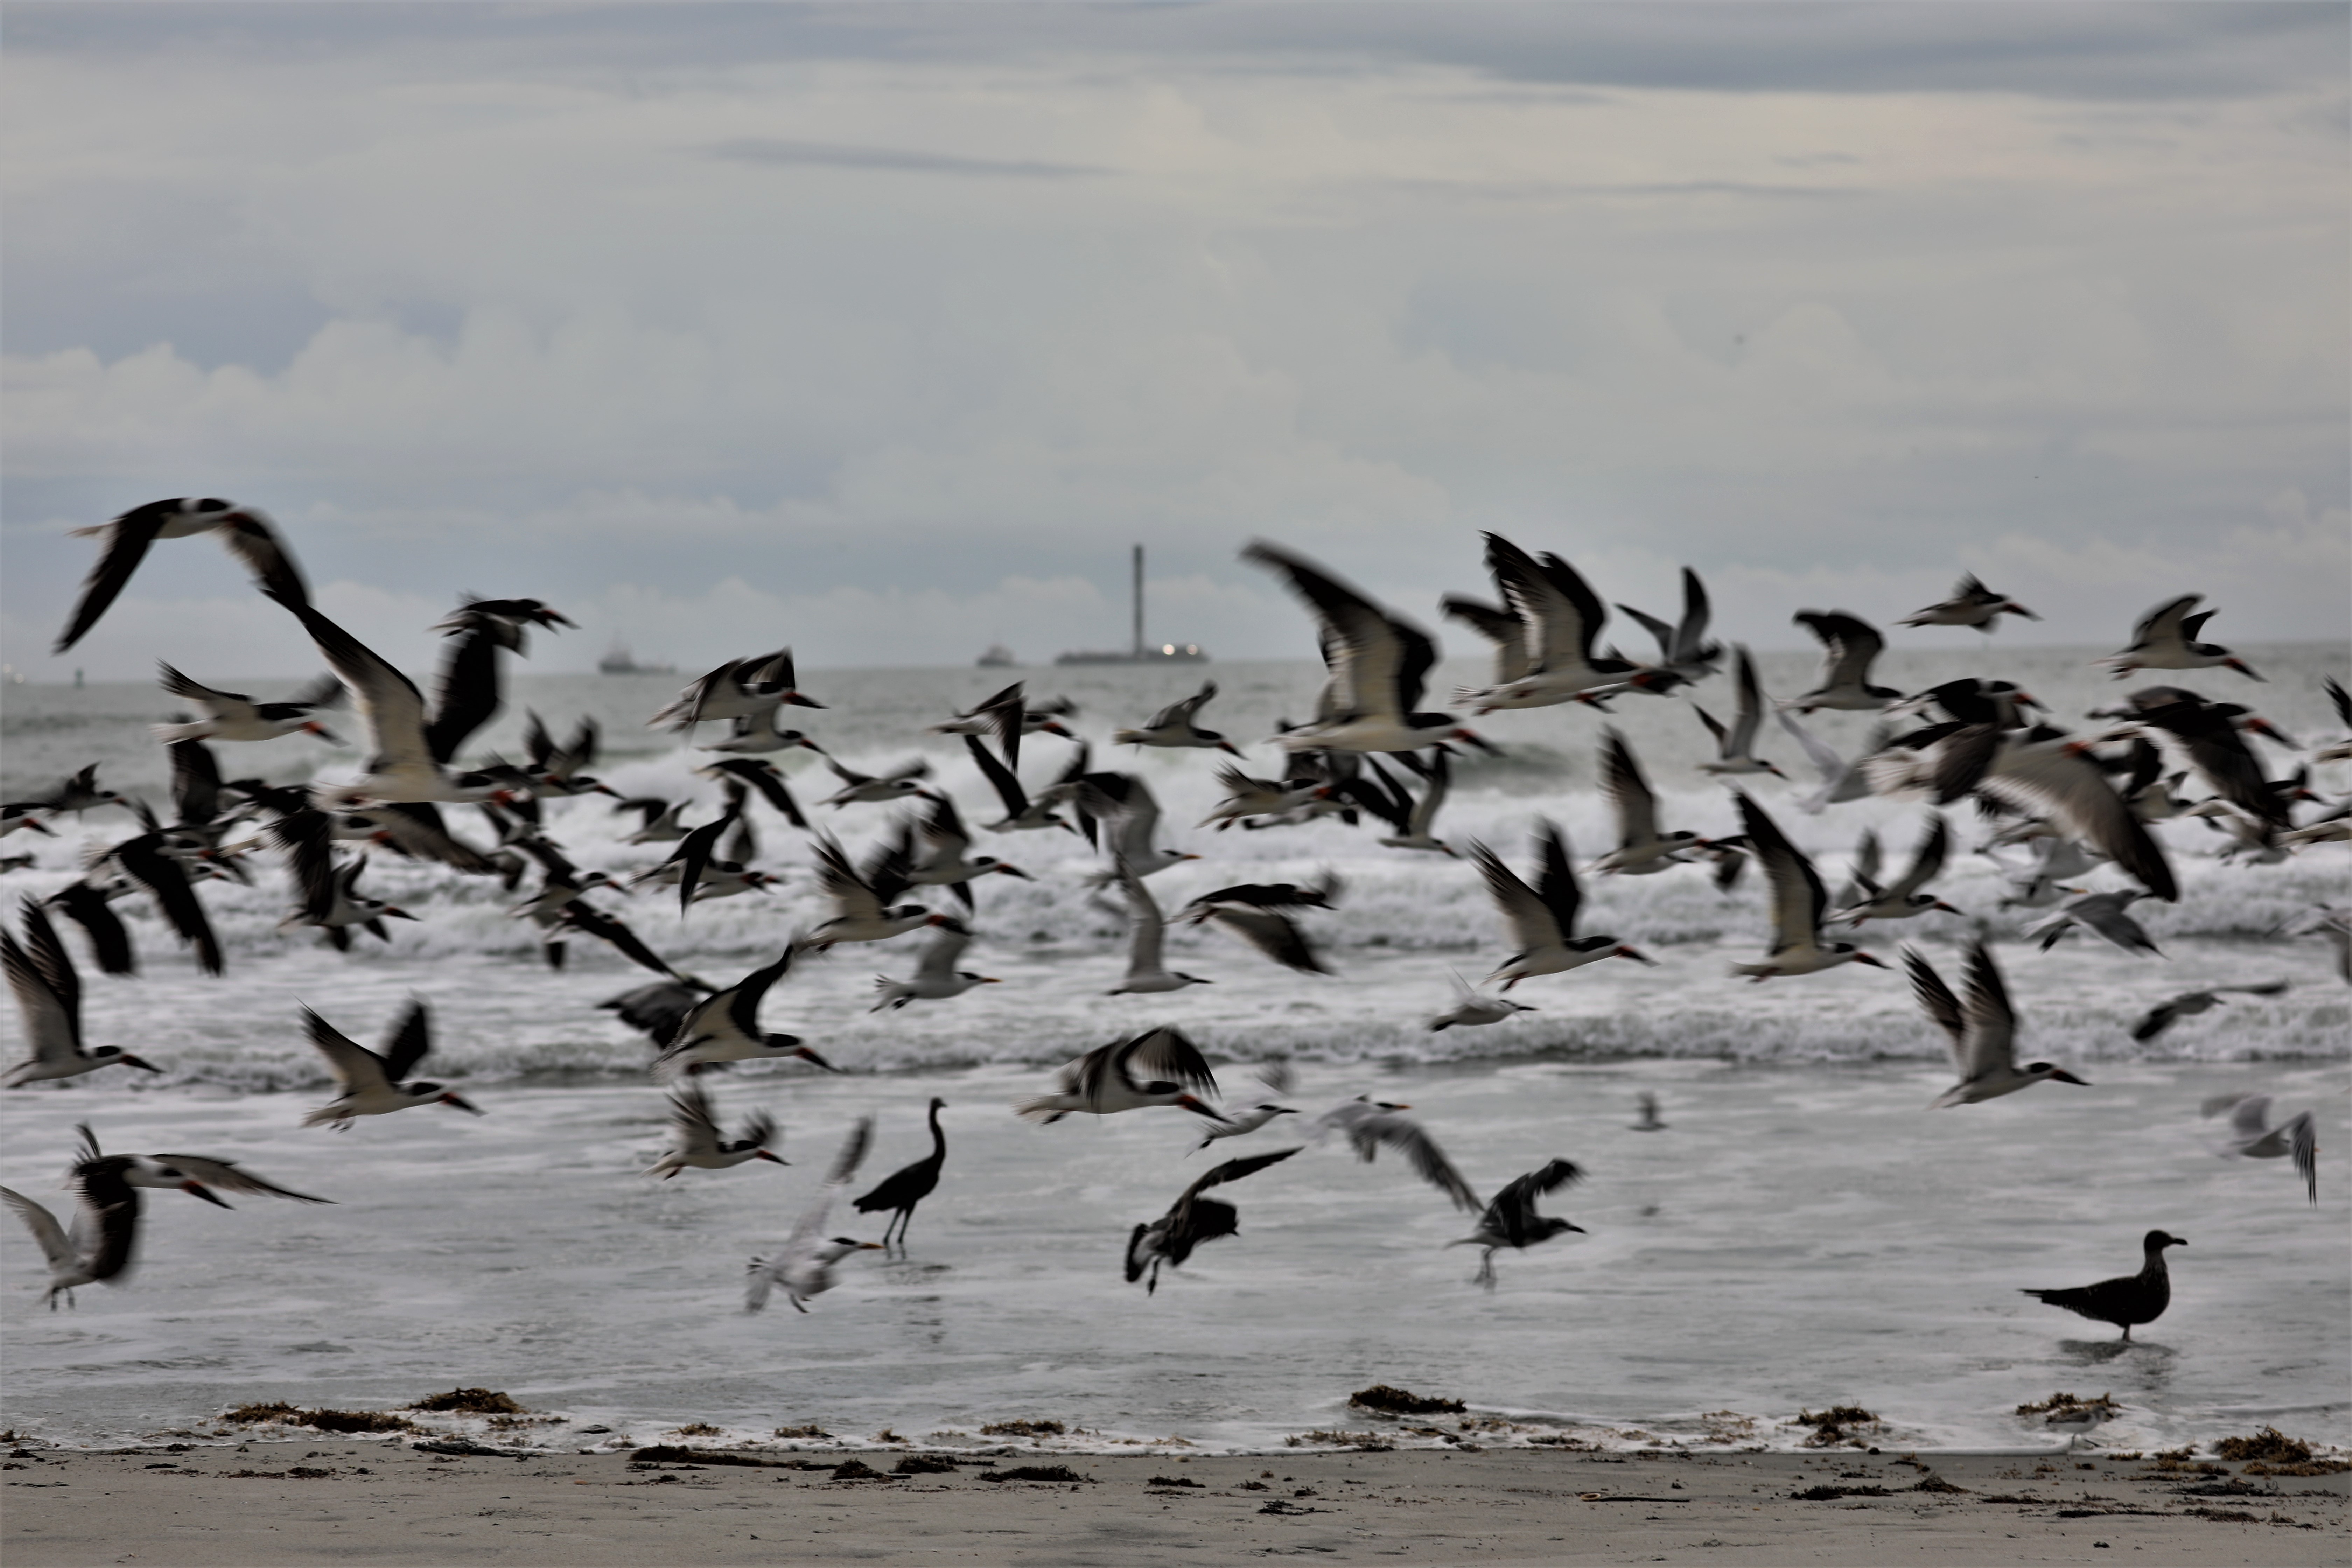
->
1475;1250;1497;1291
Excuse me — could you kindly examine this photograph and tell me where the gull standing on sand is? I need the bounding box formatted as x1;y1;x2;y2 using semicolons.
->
1473;819;1654;990
5;900;164;1087
1909;942;2089;1107
644;1082;788;1178
300;1000;484;1128
1126;1147;1302;1295
2200;1094;2318;1205
1451;1158;1585;1288
1730;793;1889;980
745;1117;883;1314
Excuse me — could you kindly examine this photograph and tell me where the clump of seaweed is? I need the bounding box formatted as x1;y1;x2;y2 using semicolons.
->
1349;1384;1464;1416
830;1458;897;1481
894;1454;960;1475
407;1389;526;1416
1148;1474;1202;1488
2015;1392;2120;1424
223;1402;415;1434
1791;1406;1880;1448
1284;1429;1395;1451
666;1422;725;1438
772;1424;830;1439
980;1464;1092;1483
980;1419;1065;1438
2214;1427;2309;1463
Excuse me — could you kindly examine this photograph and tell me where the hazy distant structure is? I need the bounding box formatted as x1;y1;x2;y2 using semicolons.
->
1057;546;1208;666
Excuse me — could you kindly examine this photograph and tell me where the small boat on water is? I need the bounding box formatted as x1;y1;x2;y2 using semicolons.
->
599;644;676;677
977;644;1018;669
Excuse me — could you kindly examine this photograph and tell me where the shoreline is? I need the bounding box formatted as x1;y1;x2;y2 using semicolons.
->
5;1440;2344;1566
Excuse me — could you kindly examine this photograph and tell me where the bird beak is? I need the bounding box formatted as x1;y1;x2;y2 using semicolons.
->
383;906;418;921
1766;764;1787;779
785;692;827;710
1451;729;1502;756
1849;952;1890;969
1178;853;1202;862
2050;1069;2091;1086
121;1055;163;1073
2011;690;2043;711
1931;901;1964;916
2005;603;2040;620
1175;1095;1231;1122
997;866;1033;880
439;1092;486;1115
857;1241;887;1250
1614;945;1658;966
180;1179;233;1209
1040;722;1075;740
1218;741;1244;756
2223;658;2264;681
303;722;343;743
1562;1222;1588;1234
755;1150;788;1164
979;976;1002;984
796;1046;842;1072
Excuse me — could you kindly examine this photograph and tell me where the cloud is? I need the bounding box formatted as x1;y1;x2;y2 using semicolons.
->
708;137;1104;179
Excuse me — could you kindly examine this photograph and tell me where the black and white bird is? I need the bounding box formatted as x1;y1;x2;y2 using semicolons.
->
1898;574;2039;631
1112;681;1242;754
2200;1093;2318;1205
2;1157;142;1308
2029;888;2162;958
2101;688;2295;834
1451;1158;1585;1288
1472;819;1653;990
1107;865;1212;996
1427;971;1539;1031
1694;647;1782;777
1180;876;1339;977
1016;1027;1228;1123
2101;596;2260;681
4;899;163;1087
2020;1231;2185;1342
520;712;619;798
55;498;308;653
817;757;934;809
1125;1146;1301;1295
1196;764;1326;833
870;920;996;1010
908;793;1032;912
1909;942;2090;1107
699;710;826;758
300;1000;483;1127
1784;611;1901;713
1346;750;1460;855
70;1124;330;1205
1774;710;1890;815
152;665;342;745
650;649;824;731
1308;1097;1481;1211
1055;771;1198;882
745;1117;882;1313
1730;793;1889;980
1448;533;1636;710
1614;567;1723;691
2130;981;2290;1042
852;1098;949;1252
1828;814;1961;926
1594;730;1707;874
799;830;951;951
964;734;1079;835
643;1082;786;1178
650;951;837;1079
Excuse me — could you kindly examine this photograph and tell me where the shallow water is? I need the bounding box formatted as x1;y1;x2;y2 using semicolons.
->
0;645;2345;1453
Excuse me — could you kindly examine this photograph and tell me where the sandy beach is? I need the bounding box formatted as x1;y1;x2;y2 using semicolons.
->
6;1438;2344;1567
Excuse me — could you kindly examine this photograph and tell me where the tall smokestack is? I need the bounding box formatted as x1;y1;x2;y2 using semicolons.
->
1132;544;1145;658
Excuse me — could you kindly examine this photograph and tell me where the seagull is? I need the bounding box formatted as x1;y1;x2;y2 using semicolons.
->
151;665;342;745
1245;539;1497;754
908;793;1032;912
650;950;836;1079
1784;611;1901;713
1594;729;1706;874
1898;573;2039;631
1730;792;1889;980
1448;533;1637;711
2;1157;141;1308
964;734;1079;834
1125;1146;1301;1295
1472;818;1653;990
851;1098;948;1252
1775;710;1890;815
1631;1093;1667;1132
2020;1230;2185;1342
745;1116;883;1314
1113;681;1244;754
1428;970;1538;1031
1829;814;1961;925
1016;1027;1228;1124
2101;595;2261;681
1107;865;1212;996
871;920;997;1010
643;1082;787;1179
2130;981;2290;1042
1613;567;1723;691
1309;1097;1481;1211
2200;1094;2317;1205
1450;1158;1584;1288
2029;888;2162;958
651;648;825;731
1345;750;1460;855
1191;1102;1301;1151
1909;941;2090;1107
68;1124;331;1206
799;829;950;951
299;1000;483;1127
4;899;163;1087
817;757;933;809
1694;647;1783;777
55;498;308;653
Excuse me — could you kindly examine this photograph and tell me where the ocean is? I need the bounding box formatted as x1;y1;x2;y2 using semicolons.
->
1;643;2345;1457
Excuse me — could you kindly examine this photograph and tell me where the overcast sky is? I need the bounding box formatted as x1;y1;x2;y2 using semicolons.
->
4;2;2344;679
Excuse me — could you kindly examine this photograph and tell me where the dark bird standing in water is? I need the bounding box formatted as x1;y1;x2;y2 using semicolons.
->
2020;1230;2186;1342
852;1098;948;1252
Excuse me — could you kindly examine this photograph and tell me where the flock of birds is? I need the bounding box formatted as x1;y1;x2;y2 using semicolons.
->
1;503;2344;1340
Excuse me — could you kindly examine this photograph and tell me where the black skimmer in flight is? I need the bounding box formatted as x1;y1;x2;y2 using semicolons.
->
908;793;1031;912
1730;792;1888;980
817;757;934;809
644;1082;787;1178
2020;1230;2184;1342
71;1124;330;1205
851;1098;948;1252
2201;1094;2317;1205
1191;1067;1301;1149
300;1000;483;1127
94;829;225;975
1451;1158;1584;1289
1594;729;1706;874
650;950;836;1079
615;796;692;844
1308;1097;1480;1211
1181;877;1340;976
2;1156;142;1307
870;919;996;1010
746;1116;883;1313
697;756;813;829
1695;648;1783;778
2131;981;2289;1042
1125;1146;1301;1295
1471;818;1652;990
926;682;1075;772
1244;539;1497;753
1889;677;2044;729
1828;814;1961;926
1344;749;1460;855
1427;970;1538;1031
964;734;1079;834
555;900;701;982
1898;573;2039;631
1048;770;1197;882
1614;567;1723;691
1784;611;1901;713
699;711;826;757
521;713;618;798
2028;889;2162;957
799;828;949;951
1016;1027;1228;1123
4;900;163;1087
278;846;414;954
1107;865;1212;996
651;648;824;732
1909;941;2088;1107
507;839;622;967
42;876;138;976
6;765;130;821
1448;533;1636;711
431;595;575;651
55;498;308;653
2319;678;2352;764
1;803;56;840
153;665;342;745
1195;764;1323;833
2101;595;2260;681
1113;682;1243;754
2098;688;2295;834
601;978;712;1047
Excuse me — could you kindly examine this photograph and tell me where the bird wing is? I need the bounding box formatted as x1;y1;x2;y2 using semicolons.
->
2216;980;2291;998
215;510;309;608
1116;1026;1220;1096
2287;1111;2317;1203
782;1116;874;1253
1600;731;1658;847
1977;738;2177;902
1441;596;1530;684
1728;646;1765;754
1735;792;1824;953
5;898;83;1059
302;1008;394;1096
1531;819;1585;938
560;904;684;979
1343;760;1414;833
723;950;796;1041
812;835;886;922
1178;1145;1303;1204
57;506;177;652
1848;828;1883;897
1794;611;1885;693
2128;594;2200;651
2222;1094;2275;1140
1244;541;1429;721
113;834;224;976
859;820;916;908
1672;568;1716;664
1885;815;1950;901
1120;865;1170;974
963;735;1028;817
147;1154;331;1203
423;614;504;766
1204;907;1329;975
378;1000;433;1083
1775;707;1848;785
667;1083;726;1156
1347;1111;1482;1212
1904;948;1966;1068
3;1184;79;1271
1469;839;1562;956
157;662;247;716
271;594;435;773
44;883;135;978
1958;942;2018;1079
913;923;973;980
1483;536;1605;671
1482;1158;1584;1244
1616;601;1679;662
1410;748;1452;836
919;794;973;862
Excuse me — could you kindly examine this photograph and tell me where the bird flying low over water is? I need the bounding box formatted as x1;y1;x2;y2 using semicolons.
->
300;1000;483;1128
2020;1230;2185;1342
650;950;836;1080
56;499;308;654
1126;1146;1301;1295
1017;1027;1227;1123
5;899;164;1087
2130;981;2289;1042
2028;888;2162;958
746;1117;883;1313
152;665;342;746
1694;647;1782;778
870;920;996;1011
1451;1158;1585;1289
643;1082;786;1179
1828;814;1961;927
1784;611;1900;713
2101;596;2260;681
1471;819;1652;991
1446;533;1635;710
1898;573;2039;631
1427;971;1538;1032
1729;793;1887;980
1908;942;2089;1107
72;1124;330;1206
2;1157;142;1308
1309;1098;1481;1212
1113;681;1242;754
2201;1094;2318;1206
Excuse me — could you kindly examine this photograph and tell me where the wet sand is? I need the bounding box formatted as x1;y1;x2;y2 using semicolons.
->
5;1440;2345;1566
